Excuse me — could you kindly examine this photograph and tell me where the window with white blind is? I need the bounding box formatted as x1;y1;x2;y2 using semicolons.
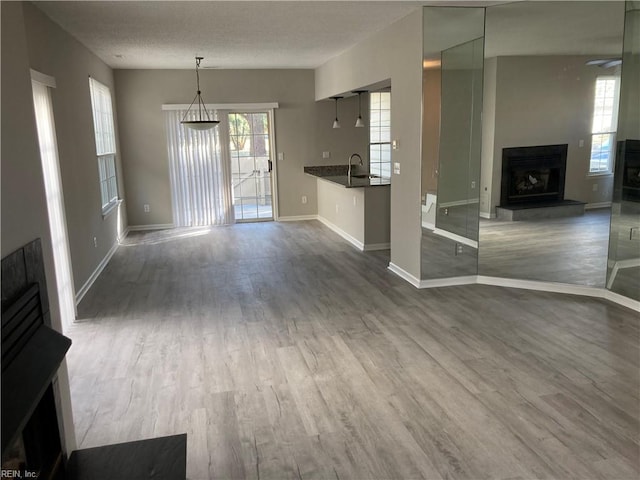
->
369;91;391;178
589;76;620;174
89;77;119;212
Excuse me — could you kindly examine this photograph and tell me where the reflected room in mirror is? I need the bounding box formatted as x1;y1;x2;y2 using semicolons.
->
478;1;626;287
421;6;485;280
607;1;640;300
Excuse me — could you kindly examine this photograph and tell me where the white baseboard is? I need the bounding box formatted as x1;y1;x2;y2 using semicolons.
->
75;240;119;305
476;275;603;298
585;202;612;210
118;227;130;242
128;223;174;231
317;216;365;251
421;220;435;230
479;212;495;219
604;290;640;311
433;228;478;249
439;198;480;208
606;257;640;289
363;243;390;251
277;215;319;222
419;276;477;288
387;263;421;287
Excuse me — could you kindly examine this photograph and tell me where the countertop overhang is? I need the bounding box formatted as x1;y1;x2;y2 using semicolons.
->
304;165;390;188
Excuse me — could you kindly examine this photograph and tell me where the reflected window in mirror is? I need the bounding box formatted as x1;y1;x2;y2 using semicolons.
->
590;75;621;174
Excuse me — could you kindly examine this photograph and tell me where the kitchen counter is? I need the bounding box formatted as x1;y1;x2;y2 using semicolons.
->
305;165;390;251
304;165;391;188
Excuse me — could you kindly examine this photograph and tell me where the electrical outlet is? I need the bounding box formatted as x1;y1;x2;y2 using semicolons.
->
353;196;357;206
144;204;150;213
93;237;98;248
455;243;463;255
471;181;476;189
336;204;339;213
592;183;598;192
322;151;330;159
301;195;308;204
278;152;284;161
443;207;449;216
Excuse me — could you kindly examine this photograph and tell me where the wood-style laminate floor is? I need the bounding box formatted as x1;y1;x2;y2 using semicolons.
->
70;220;639;480
478;209;611;287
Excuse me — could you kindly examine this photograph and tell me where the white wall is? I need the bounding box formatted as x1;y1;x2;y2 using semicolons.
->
113;70;368;225
317;179;366;244
315;9;424;278
1;0;77;456
483;55;618;214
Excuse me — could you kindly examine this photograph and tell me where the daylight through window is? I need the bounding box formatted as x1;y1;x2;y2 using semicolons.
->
89;77;119;211
589;76;620;174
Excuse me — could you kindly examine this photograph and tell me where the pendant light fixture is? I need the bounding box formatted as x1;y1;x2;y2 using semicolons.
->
181;56;219;131
330;96;342;128
353;90;366;128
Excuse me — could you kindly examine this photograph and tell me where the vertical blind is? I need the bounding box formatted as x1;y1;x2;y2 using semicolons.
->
32;79;77;330
165;109;235;227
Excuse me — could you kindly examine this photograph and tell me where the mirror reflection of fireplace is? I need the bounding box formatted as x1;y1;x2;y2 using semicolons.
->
617;139;640;202
497;144;586;221
500;144;568;206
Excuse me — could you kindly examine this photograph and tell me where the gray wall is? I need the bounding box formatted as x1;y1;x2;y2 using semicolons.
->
483;55;617;215
315;9;423;279
22;2;128;293
1;0;77;456
113;69;368;225
422;69;440;196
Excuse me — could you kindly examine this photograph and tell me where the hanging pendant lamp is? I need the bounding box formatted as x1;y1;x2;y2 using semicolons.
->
181;56;219;131
330;96;342;128
353;90;366;128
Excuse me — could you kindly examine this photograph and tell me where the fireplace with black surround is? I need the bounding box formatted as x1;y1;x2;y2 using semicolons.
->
497;144;585;220
1;239;71;480
501;144;568;206
1;240;188;480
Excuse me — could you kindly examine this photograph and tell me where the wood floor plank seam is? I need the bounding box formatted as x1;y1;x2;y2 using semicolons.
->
69;221;640;480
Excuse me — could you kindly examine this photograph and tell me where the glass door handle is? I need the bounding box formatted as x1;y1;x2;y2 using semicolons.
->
268;160;273;172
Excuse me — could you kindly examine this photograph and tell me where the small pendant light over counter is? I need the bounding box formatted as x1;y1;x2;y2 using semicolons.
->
181;56;219;131
353;90;366;128
330;96;342;129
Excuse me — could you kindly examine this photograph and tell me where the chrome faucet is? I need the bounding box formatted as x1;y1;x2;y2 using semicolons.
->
348;153;363;181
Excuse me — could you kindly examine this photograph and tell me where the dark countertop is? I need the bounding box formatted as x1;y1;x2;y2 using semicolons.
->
304;165;391;188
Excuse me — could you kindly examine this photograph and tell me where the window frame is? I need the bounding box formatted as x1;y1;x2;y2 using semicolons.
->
89;77;119;213
369;91;391;178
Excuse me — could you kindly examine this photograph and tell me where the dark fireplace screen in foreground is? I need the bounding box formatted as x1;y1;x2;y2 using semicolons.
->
501;144;568;206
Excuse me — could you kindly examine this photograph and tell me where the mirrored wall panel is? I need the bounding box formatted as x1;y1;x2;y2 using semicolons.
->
421;7;485;280
607;1;640;300
478;1;625;286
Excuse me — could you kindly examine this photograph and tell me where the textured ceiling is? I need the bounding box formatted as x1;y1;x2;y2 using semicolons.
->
33;1;434;69
33;1;625;71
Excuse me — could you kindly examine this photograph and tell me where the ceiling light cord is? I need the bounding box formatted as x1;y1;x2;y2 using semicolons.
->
181;56;219;130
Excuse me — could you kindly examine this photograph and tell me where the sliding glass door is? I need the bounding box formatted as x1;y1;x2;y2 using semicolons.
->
229;112;274;221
